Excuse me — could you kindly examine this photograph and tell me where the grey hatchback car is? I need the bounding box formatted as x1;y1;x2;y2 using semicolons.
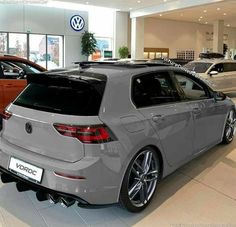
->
0;63;235;212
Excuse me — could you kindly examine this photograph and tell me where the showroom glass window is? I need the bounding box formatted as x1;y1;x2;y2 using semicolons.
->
47;35;63;70
0;33;7;54
29;34;46;68
9;33;27;59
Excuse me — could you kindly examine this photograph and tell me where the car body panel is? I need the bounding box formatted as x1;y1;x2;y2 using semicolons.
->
0;64;235;205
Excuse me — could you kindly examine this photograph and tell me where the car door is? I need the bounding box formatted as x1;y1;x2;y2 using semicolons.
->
207;63;236;92
173;71;227;154
0;61;27;112
132;71;194;166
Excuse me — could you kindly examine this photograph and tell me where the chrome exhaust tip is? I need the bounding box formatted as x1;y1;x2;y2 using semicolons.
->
59;197;75;208
47;193;60;204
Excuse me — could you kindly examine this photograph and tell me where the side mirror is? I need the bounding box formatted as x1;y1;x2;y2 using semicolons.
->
209;71;218;76
213;91;226;102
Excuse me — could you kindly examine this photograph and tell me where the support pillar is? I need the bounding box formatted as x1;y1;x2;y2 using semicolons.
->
131;17;144;59
213;20;224;54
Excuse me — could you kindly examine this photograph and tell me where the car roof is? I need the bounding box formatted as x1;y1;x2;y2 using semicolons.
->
44;62;188;79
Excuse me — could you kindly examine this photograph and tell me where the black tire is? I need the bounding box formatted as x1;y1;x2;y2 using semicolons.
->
119;146;161;212
222;109;236;144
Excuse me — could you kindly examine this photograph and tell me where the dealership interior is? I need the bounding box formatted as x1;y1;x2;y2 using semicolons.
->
0;0;236;226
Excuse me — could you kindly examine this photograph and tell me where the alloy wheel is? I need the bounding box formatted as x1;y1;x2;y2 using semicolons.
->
127;149;159;208
225;110;236;142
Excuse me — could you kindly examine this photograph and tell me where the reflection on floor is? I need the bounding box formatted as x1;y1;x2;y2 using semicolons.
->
0;95;236;227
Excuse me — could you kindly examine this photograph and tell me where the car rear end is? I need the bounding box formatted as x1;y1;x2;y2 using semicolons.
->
0;70;124;206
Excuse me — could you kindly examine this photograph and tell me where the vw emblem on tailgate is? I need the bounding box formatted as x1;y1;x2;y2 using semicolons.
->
25;122;32;134
70;15;85;32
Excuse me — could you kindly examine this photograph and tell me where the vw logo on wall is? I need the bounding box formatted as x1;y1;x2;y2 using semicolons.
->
70;15;85;32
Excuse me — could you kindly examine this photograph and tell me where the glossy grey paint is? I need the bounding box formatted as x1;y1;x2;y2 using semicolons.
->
0;66;235;205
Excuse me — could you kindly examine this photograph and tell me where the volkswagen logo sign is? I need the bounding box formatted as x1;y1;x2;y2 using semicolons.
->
70;15;85;32
25;122;32;134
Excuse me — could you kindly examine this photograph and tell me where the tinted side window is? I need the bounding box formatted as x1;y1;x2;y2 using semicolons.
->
210;63;224;73
0;61;23;79
175;73;209;100
132;72;180;108
223;63;236;72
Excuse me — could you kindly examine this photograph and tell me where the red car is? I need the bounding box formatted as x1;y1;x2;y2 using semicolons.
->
0;55;46;113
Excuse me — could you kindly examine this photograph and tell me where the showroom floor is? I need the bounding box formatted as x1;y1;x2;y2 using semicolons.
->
0;98;236;227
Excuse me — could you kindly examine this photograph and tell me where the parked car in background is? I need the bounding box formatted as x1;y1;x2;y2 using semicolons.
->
184;59;236;92
199;52;224;59
0;55;46;112
0;62;235;213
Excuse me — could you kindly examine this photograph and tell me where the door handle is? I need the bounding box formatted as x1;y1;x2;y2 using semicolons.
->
152;115;163;123
192;107;201;114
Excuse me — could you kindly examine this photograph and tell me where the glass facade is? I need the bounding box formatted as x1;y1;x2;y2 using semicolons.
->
9;33;27;58
1;32;64;70
47;35;63;69
0;33;7;55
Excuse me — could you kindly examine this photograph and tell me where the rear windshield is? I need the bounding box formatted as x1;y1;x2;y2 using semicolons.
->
13;73;106;116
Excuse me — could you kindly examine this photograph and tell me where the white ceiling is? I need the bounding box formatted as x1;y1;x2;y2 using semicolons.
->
152;0;236;27
54;0;236;27
55;0;176;11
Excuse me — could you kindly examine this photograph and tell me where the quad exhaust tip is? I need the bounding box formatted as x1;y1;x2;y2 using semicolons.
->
59;197;75;208
47;193;60;204
35;191;76;208
0;172;77;208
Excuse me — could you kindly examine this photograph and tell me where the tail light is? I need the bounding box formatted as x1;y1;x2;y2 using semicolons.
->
53;124;115;144
2;110;12;120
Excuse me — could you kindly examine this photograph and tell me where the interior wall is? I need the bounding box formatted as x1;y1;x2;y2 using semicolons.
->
0;4;88;66
144;17;236;59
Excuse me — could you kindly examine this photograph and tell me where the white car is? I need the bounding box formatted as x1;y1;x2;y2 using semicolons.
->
185;59;236;92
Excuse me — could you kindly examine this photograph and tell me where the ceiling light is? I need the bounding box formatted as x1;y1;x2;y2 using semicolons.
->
163;0;167;2
85;1;89;4
200;16;203;19
223;13;227;16
217;8;220;11
129;7;133;10
137;0;141;3
198;19;201;21
227;24;230;27
203;10;207;13
159;14;163;17
205;22;208;24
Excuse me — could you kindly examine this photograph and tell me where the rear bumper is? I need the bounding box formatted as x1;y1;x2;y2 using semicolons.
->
0;166;89;205
0;137;124;205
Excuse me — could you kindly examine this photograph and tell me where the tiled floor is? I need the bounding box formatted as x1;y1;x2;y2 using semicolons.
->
0;97;236;227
